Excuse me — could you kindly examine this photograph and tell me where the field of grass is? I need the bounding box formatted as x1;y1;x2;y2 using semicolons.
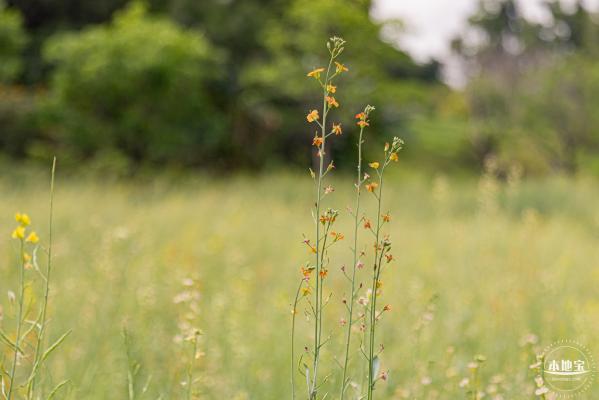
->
1;168;598;399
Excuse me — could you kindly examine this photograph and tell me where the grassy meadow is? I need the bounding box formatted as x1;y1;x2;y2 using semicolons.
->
1;168;598;399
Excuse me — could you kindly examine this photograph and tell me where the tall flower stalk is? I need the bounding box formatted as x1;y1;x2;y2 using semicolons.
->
26;157;57;399
3;159;70;400
291;37;403;400
290;36;348;400
364;137;403;400
339;105;375;400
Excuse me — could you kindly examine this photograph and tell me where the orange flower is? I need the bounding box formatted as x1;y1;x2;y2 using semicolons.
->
389;152;399;162
364;219;372;229
366;182;378;192
325;96;339;108
301;266;314;278
385;254;393;263
382;213;391;222
332;123;342;135
355;112;365;119
331;231;344;241
319;269;328;279
326;84;337;93
312;136;323;147
307;67;325;78
383;304;391;312
357;120;369;128
335;61;348;73
307;110;319;123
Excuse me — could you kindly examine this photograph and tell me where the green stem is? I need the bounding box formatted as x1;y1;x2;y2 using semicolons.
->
340;126;365;400
311;54;334;400
8;240;25;400
187;336;197;400
291;280;303;400
27;156;56;399
367;169;385;400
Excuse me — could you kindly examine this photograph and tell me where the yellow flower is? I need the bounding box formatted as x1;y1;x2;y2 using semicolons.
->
306;110;319;123
389;152;399;162
335;61;348;73
366;182;379;193
325;96;339;108
26;231;39;244
307;67;325;79
369;162;380;169
312;136;323;147
326;84;336;93
382;213;391;222
301;287;312;296
23;252;31;262
357;120;369;128
12;226;25;240
15;212;31;226
332;123;342;135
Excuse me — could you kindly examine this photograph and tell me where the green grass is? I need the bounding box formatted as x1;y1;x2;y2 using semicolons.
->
1;169;598;399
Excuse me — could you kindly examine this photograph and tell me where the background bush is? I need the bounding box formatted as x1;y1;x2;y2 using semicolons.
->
43;3;225;166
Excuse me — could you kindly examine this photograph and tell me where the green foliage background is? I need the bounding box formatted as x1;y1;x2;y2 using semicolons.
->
1;0;599;174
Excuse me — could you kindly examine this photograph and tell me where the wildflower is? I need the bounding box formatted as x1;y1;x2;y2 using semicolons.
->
326;84;336;93
325;96;339;108
312;136;323;147
23;252;31;263
11;226;25;240
15;212;31;226
383;304;391;312
307;110;319;122
301;266;314;279
339;318;347;326
382;213;391;222
380;371;388;381
332;123;342;135
366;182;378;192
369;162;379;169
376;280;383;289
355;112;369;127
356;261;364;269
301;287;312;296
389;152;399;162
307;67;325;79
26;231;39;244
331;231;344;241
364;219;372;229
319;269;328;279
335;61;348;73
385;254;393;263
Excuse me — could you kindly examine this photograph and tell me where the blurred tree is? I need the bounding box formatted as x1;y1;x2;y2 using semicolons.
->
236;0;442;168
0;0;27;82
453;0;599;174
6;0;128;83
43;2;226;166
